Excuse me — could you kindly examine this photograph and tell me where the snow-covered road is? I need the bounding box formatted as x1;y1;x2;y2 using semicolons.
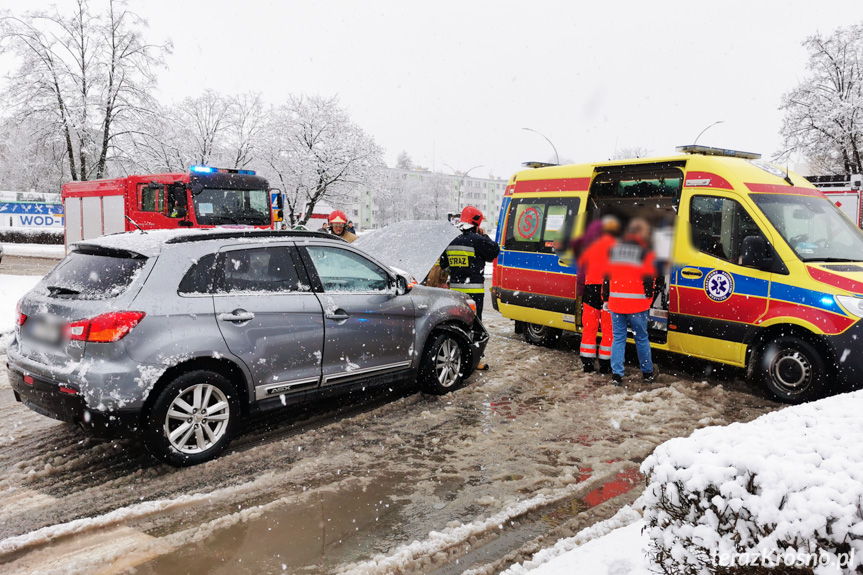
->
0;275;783;574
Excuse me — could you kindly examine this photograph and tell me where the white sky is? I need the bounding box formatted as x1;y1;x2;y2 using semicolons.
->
3;1;862;178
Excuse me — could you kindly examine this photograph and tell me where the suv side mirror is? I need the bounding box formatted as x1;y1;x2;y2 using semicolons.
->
740;235;772;269
395;275;411;296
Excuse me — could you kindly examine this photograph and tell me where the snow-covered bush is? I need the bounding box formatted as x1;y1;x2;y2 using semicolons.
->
641;391;863;574
0;228;63;244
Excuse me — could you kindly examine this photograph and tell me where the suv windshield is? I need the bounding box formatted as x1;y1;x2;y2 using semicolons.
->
750;193;863;262
37;249;147;299
192;188;270;226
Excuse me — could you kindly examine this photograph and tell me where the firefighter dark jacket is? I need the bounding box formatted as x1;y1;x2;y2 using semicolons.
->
441;229;500;294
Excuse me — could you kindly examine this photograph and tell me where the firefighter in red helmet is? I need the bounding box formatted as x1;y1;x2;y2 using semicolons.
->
328;210;357;243
441;206;500;369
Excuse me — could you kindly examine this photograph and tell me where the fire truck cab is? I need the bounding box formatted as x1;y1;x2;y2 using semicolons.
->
62;166;282;250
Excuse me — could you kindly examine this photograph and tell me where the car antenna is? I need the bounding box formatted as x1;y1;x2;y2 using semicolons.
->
783;162;794;187
125;215;147;233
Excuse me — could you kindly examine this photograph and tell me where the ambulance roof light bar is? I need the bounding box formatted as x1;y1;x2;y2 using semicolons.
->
190;165;256;176
522;161;558;169
676;145;761;160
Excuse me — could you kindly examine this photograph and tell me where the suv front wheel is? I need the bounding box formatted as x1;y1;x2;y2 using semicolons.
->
144;370;240;466
420;332;467;395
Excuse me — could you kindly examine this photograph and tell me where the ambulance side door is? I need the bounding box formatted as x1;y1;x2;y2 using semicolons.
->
669;192;776;365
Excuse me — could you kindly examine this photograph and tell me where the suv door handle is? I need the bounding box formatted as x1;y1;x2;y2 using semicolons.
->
326;310;350;321
218;310;255;322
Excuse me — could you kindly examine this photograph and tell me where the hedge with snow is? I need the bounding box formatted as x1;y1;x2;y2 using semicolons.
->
641;390;863;574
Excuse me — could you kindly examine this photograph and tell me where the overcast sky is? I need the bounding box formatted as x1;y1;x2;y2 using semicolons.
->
3;1;862;179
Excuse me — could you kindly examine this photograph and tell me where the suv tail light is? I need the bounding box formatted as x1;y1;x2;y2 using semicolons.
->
16;298;26;327
65;312;145;343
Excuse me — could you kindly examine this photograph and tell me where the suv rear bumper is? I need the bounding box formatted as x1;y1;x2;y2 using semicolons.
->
7;364;140;437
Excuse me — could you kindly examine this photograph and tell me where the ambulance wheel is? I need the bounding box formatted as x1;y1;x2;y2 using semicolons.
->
523;323;561;347
757;337;828;404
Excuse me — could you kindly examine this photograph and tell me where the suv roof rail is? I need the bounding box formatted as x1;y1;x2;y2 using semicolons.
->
164;230;340;244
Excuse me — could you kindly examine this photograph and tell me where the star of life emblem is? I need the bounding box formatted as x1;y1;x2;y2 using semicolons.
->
704;269;734;302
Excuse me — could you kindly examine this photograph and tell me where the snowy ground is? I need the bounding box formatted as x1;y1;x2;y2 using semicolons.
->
0;243;65;259
0;261;783;574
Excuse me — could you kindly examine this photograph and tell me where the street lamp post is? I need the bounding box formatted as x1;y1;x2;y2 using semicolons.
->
693;121;724;145
522;127;560;165
444;163;483;213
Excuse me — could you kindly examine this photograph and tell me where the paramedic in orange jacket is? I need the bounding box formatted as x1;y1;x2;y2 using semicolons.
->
577;216;620;374
604;218;657;386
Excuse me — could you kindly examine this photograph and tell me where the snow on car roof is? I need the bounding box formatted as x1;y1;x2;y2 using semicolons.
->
73;229;213;257
72;229;334;257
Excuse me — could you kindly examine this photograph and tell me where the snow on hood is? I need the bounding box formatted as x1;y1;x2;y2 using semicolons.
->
353;220;460;281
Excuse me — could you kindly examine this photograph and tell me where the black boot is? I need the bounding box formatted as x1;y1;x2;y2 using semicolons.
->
581;358;595;373
598;360;611;374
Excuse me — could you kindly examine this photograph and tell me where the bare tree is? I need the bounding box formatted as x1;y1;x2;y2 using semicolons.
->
225;92;266;170
173;90;235;167
776;22;863;176
611;146;653;160
0;117;68;194
257;95;384;227
396;150;413;169
0;0;170;181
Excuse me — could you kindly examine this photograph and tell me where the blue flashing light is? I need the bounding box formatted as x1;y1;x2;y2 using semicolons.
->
191;165;216;173
237;169;256;175
821;296;835;306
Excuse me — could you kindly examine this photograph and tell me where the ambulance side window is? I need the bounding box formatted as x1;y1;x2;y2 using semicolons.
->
504;197;580;253
690;196;767;266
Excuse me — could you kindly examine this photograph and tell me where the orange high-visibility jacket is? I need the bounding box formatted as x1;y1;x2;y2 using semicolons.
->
605;234;656;314
578;233;616;286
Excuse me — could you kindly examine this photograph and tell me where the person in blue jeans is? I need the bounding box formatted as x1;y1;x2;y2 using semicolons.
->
603;218;657;386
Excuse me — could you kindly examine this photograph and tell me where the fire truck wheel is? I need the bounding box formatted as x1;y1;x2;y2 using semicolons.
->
523;323;561;347
757;336;828;404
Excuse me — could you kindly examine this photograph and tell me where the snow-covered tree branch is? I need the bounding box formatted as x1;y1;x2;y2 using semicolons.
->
776;22;863;176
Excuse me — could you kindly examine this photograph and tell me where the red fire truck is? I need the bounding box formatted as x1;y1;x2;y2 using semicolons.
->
807;173;863;228
61;165;283;249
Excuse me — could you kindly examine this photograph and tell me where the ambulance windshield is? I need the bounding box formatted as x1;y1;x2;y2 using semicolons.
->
751;193;863;262
192;188;270;226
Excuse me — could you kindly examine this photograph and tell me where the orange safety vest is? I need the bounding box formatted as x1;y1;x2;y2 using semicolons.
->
605;234;656;314
578;233;616;286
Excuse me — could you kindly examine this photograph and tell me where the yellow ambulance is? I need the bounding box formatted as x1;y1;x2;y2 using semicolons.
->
490;145;863;403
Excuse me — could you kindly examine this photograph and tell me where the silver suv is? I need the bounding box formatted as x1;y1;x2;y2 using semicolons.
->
7;229;488;466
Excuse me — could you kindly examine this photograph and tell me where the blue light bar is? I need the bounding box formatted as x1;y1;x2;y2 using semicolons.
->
190;165;256;176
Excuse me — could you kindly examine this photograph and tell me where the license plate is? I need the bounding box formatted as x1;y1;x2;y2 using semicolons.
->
27;320;62;345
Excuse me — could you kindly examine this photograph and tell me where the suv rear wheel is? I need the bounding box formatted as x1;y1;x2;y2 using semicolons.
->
420;332;467;395
144;370;240;466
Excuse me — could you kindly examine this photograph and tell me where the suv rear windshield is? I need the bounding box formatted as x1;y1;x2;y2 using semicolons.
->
38;249;147;300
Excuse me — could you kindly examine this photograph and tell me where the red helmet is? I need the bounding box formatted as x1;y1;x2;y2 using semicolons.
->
328;210;348;224
460;206;483;227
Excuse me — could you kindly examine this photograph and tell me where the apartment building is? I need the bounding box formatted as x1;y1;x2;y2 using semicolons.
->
345;166;507;231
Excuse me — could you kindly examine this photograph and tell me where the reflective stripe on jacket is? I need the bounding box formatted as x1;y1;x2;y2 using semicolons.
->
442;229;500;294
605;234;656;314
